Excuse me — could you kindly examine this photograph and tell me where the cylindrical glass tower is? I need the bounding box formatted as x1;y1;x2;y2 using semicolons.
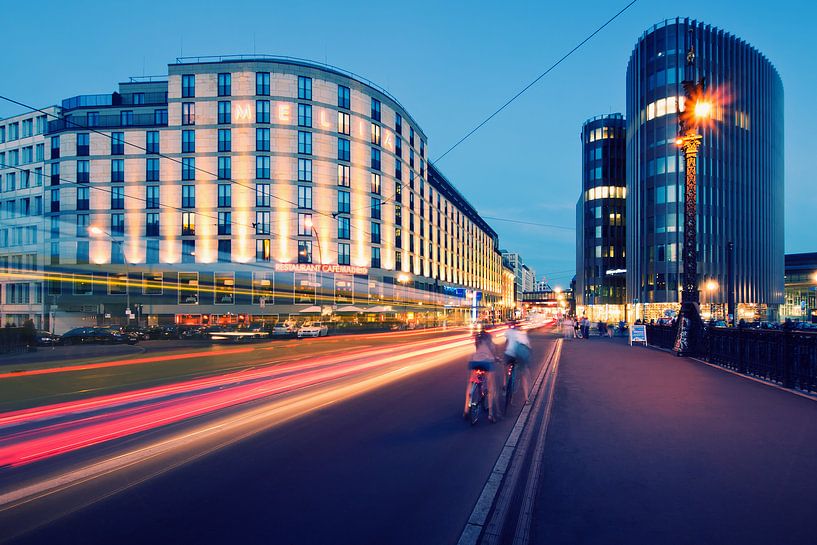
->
626;18;784;321
576;114;627;321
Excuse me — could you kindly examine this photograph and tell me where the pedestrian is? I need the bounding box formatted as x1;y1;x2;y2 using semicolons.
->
562;316;574;339
607;322;614;338
581;316;590;339
574;318;581;338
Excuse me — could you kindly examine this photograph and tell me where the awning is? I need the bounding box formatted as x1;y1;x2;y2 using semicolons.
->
365;305;394;313
297;306;322;313
337;305;365;313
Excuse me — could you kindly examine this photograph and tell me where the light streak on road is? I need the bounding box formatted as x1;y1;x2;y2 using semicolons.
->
0;334;475;468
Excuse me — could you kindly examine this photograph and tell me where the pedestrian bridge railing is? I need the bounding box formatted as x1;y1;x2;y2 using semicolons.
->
644;325;817;394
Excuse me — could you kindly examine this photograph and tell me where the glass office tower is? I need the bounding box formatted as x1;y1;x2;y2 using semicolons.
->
626;18;784;321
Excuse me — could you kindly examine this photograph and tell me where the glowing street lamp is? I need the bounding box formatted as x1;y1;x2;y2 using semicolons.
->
302;216;323;265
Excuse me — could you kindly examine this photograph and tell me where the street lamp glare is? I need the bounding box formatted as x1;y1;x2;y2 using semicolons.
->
694;101;713;119
304;216;313;229
706;280;718;291
89;226;104;236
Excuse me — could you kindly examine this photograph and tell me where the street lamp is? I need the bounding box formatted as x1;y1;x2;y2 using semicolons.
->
672;36;713;355
302;216;323;264
89;226;131;324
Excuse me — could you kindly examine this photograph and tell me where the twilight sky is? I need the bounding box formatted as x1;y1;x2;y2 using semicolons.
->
2;0;814;288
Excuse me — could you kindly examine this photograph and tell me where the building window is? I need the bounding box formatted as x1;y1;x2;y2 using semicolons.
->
218;129;232;152
182;74;195;98
338;138;350;161
218;156;231;179
182;157;195;180
371;247;381;268
371;123;381;146
111;132;125;155
298;158;312;181
182;130;195;153
146;213;160;236
76;160;90;183
371;222;381;244
76;213;89;236
255;211;271;235
338;243;350;265
298;131;312;155
182;102;195;125
111;186;125;209
146;158;159;181
218;211;231;235
371;173;381;194
111;213;125;236
111;159;125;182
256;156;270;179
298;240;312;264
395;251;402;271
338;112;350;135
256;128;270;151
371;197;381;220
338;85;350;109
51;136;60;159
338;216;350;239
371;148;381;171
298;186;312;209
50;189;60;212
420;140;425;158
337;190;350;214
120;111;133;126
256;184;270;207
395;159;402;180
145;241;159;264
298;213;313;236
298;76;312;100
77;133;90;156
146;131;160;154
395;112;402;135
338;164;350;187
218;73;232;96
181;241;196;265
256;239;271;262
181;212;195;236
155;109;168;125
409;126;415;147
217;184;231;208
395;227;402;248
256;72;270;96
371;98;381;121
298;104;312;127
182;185;195;208
218;101;231;124
256;100;271;124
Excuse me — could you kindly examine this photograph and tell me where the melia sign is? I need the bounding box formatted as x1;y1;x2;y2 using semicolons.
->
274;263;369;275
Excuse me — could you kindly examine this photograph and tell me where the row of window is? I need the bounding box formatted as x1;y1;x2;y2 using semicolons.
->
0;145;45;167
0;116;48;143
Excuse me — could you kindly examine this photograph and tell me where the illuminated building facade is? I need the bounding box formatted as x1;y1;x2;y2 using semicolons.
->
626;19;784;322
2;57;503;332
575;113;626;322
781;253;817;322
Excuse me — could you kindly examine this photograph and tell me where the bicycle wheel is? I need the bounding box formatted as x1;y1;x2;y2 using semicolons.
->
504;366;515;413
469;382;481;426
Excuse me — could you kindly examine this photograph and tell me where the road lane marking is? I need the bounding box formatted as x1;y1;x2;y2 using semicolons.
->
457;338;562;545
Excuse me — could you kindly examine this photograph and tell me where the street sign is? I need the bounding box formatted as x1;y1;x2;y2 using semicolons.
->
630;324;648;346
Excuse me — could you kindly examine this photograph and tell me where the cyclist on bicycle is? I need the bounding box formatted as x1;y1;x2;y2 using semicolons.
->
464;330;500;422
504;321;532;405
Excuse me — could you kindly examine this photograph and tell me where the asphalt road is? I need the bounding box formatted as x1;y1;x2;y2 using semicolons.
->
2;329;556;545
532;337;817;545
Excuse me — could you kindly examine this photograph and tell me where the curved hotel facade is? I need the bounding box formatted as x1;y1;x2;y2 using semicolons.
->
575;114;627;321
1;57;506;331
625;19;784;321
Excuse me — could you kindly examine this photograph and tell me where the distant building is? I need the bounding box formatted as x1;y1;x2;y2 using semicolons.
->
500;250;533;304
575;113;626;322
781;253;817;322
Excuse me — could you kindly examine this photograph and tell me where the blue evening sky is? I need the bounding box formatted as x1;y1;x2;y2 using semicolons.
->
2;0;814;287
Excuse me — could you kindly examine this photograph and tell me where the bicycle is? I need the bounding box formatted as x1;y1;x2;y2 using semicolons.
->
468;365;491;426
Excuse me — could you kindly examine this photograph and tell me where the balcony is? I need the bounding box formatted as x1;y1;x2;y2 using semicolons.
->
48;112;167;134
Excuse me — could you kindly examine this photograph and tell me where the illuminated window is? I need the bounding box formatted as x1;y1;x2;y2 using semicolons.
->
178;272;198;301
256;72;270;96
338;164;350;187
338;85;350;109
256;100;270;124
371;173;381;194
298;131;312;155
182;103;195;125
256;239;271;262
298;76;312;100
338;112;350;135
255;211;270;235
298;240;312;263
371;123;381;146
181;212;195;236
298;213;312;236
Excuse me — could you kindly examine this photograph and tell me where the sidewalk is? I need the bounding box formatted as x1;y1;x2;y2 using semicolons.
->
532;336;817;545
0;344;145;367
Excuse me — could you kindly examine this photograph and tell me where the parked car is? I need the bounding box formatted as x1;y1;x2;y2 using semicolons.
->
95;326;140;344
124;326;151;340
297;322;329;338
272;322;298;337
36;330;61;346
59;327;136;345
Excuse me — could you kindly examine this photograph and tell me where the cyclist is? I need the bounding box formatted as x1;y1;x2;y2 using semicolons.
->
464;330;499;422
504;321;532;406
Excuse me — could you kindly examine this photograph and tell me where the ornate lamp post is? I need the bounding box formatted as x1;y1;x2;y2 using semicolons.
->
673;36;713;356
